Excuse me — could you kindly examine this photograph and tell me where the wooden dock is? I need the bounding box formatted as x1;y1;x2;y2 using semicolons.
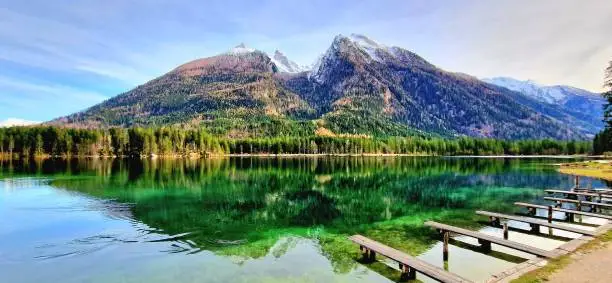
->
425;221;559;258
514;202;612;221
475;210;596;236
575;188;612;195
349;235;473;283
545;189;600;198
545;189;612;202
543;197;612;209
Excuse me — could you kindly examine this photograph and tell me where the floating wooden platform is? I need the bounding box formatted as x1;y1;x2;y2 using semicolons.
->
349;235;473;283
425;221;559;258
543;197;612;209
475;210;596;236
514;202;612;221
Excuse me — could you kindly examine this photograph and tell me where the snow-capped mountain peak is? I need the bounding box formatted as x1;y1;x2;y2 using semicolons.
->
270;50;308;73
228;43;256;55
482;77;600;104
347;34;384;50
345;33;387;62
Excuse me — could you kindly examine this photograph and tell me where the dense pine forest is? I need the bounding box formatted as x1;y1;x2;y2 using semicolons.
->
0;126;591;158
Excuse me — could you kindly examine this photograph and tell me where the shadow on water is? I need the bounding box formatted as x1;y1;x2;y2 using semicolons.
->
0;156;608;281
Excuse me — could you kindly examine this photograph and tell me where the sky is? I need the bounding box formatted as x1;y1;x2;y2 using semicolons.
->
1;0;611;124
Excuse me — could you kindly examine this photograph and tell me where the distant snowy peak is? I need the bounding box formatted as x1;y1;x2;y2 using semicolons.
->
227;43;256;55
483;77;600;104
270;50;309;73
0;118;40;127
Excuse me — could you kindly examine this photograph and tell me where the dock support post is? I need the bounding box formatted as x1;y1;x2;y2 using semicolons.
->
368;250;376;262
360;245;367;261
443;231;449;261
567;212;574;222
503;222;509;239
547;206;553;223
490;216;500;227
530;223;540;233
478;239;492;252
577;201;582;212
575;176;580;189
408;267;416;280
528;207;536;216
399;264;416;281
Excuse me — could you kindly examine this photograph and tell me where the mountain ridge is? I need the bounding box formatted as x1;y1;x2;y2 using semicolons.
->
483;77;605;136
49;34;597;140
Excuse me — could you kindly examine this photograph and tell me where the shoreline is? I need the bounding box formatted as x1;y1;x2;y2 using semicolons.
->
0;153;596;160
556;159;612;181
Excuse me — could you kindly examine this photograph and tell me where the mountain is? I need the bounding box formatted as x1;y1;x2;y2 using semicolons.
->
51;44;317;137
282;34;583;139
269;50;309;73
483;77;605;135
51;35;589;140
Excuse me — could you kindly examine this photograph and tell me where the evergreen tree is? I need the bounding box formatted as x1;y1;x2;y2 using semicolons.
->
593;61;612;154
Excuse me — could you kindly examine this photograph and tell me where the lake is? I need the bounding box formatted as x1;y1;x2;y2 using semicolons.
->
1;157;608;282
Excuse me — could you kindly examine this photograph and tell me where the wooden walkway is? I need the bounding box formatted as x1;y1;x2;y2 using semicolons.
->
425;221;559;258
543;197;612;209
349;235;473;283
514;202;612;220
575;188;612;195
475;210;596;236
545;189;612;202
545;189;601;198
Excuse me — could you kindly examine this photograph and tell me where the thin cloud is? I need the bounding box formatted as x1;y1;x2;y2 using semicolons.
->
0;76;108;103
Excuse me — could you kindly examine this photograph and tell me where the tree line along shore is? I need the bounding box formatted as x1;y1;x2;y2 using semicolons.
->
0;126;593;158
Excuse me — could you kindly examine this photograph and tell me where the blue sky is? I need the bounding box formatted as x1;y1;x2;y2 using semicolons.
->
1;0;611;124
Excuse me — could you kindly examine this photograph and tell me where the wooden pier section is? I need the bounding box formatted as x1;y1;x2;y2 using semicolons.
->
425;221;559;258
514;202;612;221
574;188;612;195
475;210;597;236
349;235;472;283
545;189;611;202
543;197;612;209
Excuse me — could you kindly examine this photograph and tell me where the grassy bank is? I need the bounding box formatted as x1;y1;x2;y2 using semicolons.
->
557;160;612;181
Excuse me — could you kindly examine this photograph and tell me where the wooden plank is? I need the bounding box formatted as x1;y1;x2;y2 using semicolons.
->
543;197;612;208
475;210;596;236
575;188;612;195
545;189;600;198
348;235;472;283
424;221;559;258
514;202;612;220
546;190;612;203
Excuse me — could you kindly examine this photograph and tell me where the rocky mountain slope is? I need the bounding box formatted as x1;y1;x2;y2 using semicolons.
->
51;34;593;140
483;77;605;135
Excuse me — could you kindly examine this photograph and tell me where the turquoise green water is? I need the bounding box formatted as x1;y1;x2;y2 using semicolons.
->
0;157;607;282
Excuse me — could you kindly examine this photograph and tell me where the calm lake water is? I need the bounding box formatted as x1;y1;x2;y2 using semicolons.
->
1;157;609;283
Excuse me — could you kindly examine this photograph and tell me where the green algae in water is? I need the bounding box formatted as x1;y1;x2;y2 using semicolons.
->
0;157;603;282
